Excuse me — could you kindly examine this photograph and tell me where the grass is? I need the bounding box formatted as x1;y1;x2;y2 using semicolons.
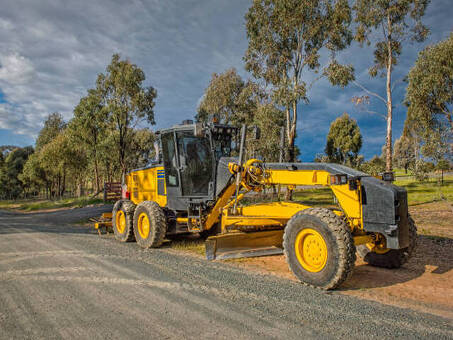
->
0;196;104;211
167;238;205;256
393;168;414;177
394;176;453;205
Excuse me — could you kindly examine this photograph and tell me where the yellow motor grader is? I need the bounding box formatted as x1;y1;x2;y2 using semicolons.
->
98;121;416;289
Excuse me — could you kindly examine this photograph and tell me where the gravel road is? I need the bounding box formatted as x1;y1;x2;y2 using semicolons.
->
0;207;452;340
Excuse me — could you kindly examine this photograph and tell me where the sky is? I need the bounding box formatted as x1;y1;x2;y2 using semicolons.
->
0;0;451;161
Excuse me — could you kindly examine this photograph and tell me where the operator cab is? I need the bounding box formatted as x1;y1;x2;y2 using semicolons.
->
156;120;238;211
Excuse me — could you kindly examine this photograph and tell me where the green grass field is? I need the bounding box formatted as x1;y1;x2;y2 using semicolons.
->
394;176;453;205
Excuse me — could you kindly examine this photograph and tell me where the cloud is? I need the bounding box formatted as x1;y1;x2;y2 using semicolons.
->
0;0;249;139
0;0;450;160
0;53;35;84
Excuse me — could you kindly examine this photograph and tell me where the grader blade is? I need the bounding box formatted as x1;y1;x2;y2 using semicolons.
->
205;230;284;260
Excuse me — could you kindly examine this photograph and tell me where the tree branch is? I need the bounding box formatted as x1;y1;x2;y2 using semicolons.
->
353;80;387;104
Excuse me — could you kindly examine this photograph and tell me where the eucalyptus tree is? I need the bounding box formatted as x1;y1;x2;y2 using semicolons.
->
197;68;256;125
393;134;415;173
244;0;354;161
325;113;362;165
35;112;66;151
406;33;453;134
70;89;108;192
197;67;284;161
352;0;430;171
96;54;157;178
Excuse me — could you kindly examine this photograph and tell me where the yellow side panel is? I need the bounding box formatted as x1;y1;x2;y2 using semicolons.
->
236;201;311;219
126;166;167;207
265;170;331;186
330;184;362;226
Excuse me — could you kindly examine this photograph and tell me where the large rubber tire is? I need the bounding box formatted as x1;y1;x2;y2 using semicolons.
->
283;208;356;290
112;199;136;242
357;216;417;269
133;201;167;248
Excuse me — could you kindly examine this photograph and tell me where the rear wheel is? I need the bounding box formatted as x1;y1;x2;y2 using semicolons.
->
283;208;356;290
133;201;167;248
357;216;417;269
112;199;136;242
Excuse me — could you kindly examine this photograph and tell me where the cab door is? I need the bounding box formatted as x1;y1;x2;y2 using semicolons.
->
160;132;183;209
175;130;214;197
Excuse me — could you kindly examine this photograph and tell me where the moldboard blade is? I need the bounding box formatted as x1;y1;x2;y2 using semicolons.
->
205;230;284;260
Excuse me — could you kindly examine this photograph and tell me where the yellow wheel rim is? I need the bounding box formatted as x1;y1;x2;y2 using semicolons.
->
116;210;126;234
137;212;150;239
295;228;328;273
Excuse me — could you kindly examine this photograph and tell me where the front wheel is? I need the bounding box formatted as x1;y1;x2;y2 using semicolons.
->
283;208;356;290
357;216;417;269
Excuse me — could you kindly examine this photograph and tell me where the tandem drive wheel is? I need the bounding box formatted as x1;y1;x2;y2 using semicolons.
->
112;199;136;242
283;208;356;290
133;201;167;249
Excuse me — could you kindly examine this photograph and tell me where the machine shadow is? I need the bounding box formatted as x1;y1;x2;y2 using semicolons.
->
340;234;453;291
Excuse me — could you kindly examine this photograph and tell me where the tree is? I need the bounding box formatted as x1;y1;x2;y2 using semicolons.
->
70;89;108;192
436;159;450;184
197;68;259;125
352;0;430;172
20;152;48;198
406;33;453;133
96;54;157;177
35;112;66;151
0;146;33;199
361;155;386;175
125;128;156;170
244;0;354;162
197;68;285;161
250;102;286;161
393;133;415;173
38;130;87;198
325;113;362;165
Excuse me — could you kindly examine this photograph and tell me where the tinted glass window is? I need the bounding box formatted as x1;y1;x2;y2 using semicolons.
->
161;133;179;187
176;131;213;196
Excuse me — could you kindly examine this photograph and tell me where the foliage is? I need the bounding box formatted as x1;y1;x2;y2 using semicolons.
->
126;128;156;169
35;112;66;151
393;133;415;173
248;102;285;161
244;0;353;161
197;68;262;125
0;146;34;199
325;113;362;165
406;33;453;135
96;54;157;176
352;0;430;172
69;89;107;192
360;155;385;175
197;68;285;161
